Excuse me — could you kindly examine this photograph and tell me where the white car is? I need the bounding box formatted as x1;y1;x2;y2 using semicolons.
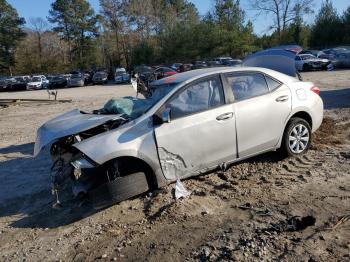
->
35;51;323;208
27;75;49;90
295;54;331;71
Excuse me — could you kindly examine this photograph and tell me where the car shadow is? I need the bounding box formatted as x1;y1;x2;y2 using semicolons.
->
0;142;34;155
0;143;100;229
320;88;350;109
0;143;286;229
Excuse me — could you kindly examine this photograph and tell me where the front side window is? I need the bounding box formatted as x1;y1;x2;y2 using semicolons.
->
226;73;269;101
166;76;225;119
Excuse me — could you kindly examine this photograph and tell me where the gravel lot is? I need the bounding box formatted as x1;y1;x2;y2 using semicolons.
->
0;70;349;261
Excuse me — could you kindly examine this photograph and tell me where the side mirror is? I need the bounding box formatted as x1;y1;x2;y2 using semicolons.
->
161;108;171;123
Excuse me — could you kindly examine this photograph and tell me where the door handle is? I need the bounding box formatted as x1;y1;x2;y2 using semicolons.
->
216;112;234;121
276;95;289;102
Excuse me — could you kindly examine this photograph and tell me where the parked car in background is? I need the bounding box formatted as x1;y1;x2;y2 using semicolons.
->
92;71;108;85
214;57;234;65
7;76;30;91
299;50;320;57
332;52;350;68
206;61;222;67
133;65;153;77
153;67;177;79
62;74;71;81
295;54;331;71
171;63;183;71
16;75;31;82
27;75;49;90
114;68;130;84
222;59;242;67
318;48;348;60
48;76;67;89
0;78;10;91
84;71;94;85
192;61;208;69
182;64;193;72
67;73;85;87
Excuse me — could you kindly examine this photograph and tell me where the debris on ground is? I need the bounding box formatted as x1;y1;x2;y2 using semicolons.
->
175;179;191;199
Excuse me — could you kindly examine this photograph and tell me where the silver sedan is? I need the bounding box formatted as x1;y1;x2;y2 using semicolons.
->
34;66;323;208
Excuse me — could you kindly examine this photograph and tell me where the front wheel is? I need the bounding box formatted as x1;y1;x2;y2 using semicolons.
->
89;172;149;209
302;64;310;72
281;118;311;157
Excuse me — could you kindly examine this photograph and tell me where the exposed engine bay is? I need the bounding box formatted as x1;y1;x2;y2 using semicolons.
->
48;117;128;207
34;83;177;208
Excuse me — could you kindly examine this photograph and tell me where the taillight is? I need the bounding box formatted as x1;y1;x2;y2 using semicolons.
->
310;86;320;95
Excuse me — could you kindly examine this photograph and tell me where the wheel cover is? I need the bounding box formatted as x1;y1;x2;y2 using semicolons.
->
288;124;310;154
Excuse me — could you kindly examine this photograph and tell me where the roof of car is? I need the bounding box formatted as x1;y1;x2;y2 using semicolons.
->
152;66;298;86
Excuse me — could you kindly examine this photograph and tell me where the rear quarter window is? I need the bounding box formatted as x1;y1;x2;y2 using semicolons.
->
264;75;282;91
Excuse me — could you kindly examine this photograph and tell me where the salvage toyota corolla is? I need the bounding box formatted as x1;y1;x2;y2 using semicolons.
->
34;63;323;208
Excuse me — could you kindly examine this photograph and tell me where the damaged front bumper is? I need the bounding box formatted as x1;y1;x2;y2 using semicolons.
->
34;109;128;205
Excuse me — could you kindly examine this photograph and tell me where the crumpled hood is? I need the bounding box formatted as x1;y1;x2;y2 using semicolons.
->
33;109;122;157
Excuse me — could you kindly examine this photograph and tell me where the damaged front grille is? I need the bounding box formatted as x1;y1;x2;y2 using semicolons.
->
48;118;127;207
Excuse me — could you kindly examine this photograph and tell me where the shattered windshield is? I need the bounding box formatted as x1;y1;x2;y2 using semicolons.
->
95;83;177;119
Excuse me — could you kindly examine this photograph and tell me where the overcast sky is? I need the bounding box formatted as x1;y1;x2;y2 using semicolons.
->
7;0;350;35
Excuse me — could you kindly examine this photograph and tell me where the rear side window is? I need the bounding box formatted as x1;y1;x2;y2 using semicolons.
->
166;76;225;119
226;73;269;101
264;75;281;91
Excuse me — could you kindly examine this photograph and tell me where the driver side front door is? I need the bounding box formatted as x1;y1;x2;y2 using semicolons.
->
154;75;237;180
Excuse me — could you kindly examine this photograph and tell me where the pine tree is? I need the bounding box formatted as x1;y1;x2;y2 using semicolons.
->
0;0;25;74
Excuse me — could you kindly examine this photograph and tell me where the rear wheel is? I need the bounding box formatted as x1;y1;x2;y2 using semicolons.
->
281;117;311;157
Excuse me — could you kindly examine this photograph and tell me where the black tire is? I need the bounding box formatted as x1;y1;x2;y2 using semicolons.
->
281;117;312;157
302;64;310;72
89;172;149;209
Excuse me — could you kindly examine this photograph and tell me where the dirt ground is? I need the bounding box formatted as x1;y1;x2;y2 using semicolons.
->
0;70;349;262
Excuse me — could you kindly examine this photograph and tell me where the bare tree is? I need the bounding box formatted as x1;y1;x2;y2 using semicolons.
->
100;0;129;68
250;0;313;42
28;17;49;70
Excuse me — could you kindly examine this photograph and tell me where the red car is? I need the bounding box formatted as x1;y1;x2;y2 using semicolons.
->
153;67;177;79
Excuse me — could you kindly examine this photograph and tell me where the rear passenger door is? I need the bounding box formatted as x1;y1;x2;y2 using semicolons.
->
224;72;292;158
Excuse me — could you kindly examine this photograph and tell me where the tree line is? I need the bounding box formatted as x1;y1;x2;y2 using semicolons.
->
0;0;349;75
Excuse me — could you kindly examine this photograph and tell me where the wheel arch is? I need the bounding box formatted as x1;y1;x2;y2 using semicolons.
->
289;111;313;129
102;155;162;190
277;110;313;148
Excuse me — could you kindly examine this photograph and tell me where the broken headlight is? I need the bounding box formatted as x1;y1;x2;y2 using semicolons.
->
71;157;95;170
